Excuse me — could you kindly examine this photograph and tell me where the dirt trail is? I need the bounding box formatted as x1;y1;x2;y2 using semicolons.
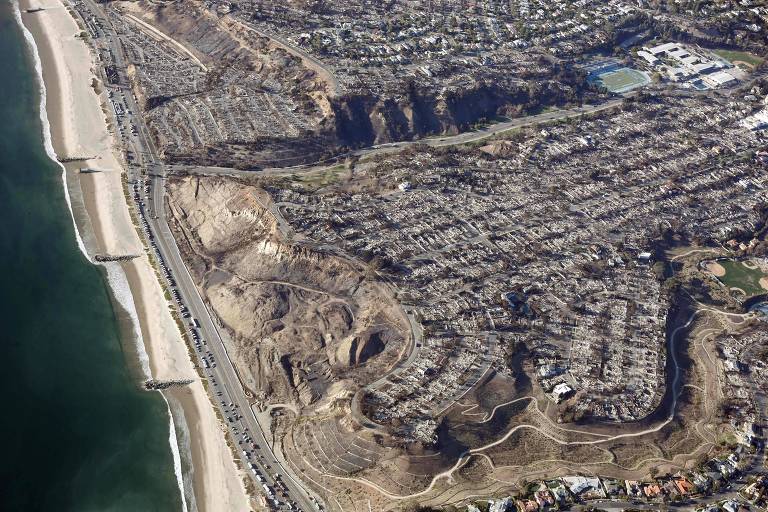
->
295;308;720;502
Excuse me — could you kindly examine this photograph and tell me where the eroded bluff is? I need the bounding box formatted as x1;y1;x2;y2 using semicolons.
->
166;176;407;408
116;0;593;168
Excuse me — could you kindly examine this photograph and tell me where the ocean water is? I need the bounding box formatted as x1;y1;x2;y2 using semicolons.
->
0;4;182;511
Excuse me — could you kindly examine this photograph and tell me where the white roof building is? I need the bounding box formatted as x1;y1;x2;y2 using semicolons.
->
647;42;678;55
553;382;573;400
490;498;514;512
669;48;691;60
703;70;737;88
637;50;658;65
741;108;768;130
562;476;604;497
667;67;686;81
692;62;718;74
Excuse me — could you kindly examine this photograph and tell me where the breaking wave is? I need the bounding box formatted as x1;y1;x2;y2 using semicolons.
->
162;393;191;512
12;0;87;257
12;0;152;379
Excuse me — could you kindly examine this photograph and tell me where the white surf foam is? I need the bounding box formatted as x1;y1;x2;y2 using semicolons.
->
13;0;88;258
162;393;191;512
13;6;188;509
12;0;153;378
102;261;153;377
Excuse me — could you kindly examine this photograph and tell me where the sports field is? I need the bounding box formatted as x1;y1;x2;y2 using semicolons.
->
715;259;768;297
590;67;650;94
713;49;764;70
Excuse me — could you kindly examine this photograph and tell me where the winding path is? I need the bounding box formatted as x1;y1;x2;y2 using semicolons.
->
299;309;714;502
670;248;724;261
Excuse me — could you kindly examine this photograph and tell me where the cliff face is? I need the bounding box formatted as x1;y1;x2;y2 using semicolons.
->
118;0;594;167
330;79;583;147
125;0;328;98
160;80;577;168
166;176;408;408
117;0;332;168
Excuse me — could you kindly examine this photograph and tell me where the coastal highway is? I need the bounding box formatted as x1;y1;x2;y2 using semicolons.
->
74;0;322;509
147;173;322;512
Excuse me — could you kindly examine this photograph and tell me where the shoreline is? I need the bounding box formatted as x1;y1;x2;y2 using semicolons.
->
16;1;249;511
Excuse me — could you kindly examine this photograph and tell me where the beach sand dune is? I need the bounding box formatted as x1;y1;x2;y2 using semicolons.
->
19;1;249;510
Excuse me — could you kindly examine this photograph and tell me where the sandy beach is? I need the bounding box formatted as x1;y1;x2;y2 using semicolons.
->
18;1;249;510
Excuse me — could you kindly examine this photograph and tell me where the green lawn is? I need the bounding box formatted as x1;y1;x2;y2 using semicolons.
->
718;259;767;296
713;49;764;68
291;165;345;190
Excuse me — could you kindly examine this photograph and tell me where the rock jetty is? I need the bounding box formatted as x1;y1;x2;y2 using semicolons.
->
144;379;194;390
